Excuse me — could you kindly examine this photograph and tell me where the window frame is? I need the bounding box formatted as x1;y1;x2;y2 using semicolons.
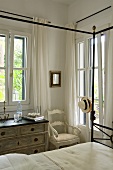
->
0;29;31;106
76;33;105;127
76;36;90;126
0;30;9;106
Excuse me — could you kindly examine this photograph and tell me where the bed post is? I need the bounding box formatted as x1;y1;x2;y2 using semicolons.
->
91;26;96;142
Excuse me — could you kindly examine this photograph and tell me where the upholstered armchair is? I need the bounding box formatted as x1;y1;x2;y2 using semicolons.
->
47;109;81;149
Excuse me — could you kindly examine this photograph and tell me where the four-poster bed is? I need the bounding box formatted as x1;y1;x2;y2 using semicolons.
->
0;11;113;170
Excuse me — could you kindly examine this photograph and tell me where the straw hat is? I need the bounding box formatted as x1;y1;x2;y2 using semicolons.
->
78;97;92;113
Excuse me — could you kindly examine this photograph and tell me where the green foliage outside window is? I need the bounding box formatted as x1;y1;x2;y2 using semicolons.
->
13;38;24;101
0;37;26;102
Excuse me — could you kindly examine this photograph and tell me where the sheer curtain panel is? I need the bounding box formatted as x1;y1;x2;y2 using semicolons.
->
64;23;78;126
32;18;50;117
104;6;113;129
104;29;113;129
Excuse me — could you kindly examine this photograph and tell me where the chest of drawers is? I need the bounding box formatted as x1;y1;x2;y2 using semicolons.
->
0;118;49;155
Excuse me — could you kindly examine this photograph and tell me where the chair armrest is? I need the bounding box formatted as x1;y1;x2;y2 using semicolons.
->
65;122;81;135
49;123;58;138
73;126;81;136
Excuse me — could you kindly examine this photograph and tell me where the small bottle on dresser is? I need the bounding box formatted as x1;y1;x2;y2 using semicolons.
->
16;101;22;121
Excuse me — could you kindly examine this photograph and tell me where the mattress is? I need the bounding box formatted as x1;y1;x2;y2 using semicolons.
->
0;142;113;170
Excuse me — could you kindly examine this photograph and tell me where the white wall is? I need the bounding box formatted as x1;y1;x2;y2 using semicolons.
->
0;0;68;25
68;0;112;31
48;28;66;110
0;0;68;114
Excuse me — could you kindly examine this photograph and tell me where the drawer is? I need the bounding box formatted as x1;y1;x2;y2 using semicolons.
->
1;145;45;155
20;124;45;135
19;133;45;147
0;133;45;152
0;127;19;138
0;137;20;152
15;145;45;155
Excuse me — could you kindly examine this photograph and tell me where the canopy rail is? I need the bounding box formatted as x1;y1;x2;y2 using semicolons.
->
76;6;111;23
96;25;113;34
0;14;92;35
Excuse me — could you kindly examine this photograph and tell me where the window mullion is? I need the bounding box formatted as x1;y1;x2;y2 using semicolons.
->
84;38;88;97
85;37;90;134
5;33;9;105
9;33;14;105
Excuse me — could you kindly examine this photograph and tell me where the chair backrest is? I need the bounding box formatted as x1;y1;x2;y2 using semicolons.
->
48;109;66;134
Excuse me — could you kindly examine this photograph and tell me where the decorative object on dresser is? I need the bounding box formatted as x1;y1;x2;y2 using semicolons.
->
23;113;44;121
0;101;9;121
47;109;81;149
0;118;49;155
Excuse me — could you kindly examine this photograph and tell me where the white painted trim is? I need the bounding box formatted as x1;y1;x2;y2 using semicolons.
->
0;28;31;108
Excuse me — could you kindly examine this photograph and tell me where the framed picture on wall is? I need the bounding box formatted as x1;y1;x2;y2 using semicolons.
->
49;71;61;87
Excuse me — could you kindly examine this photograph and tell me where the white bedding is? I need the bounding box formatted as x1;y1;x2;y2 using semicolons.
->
0;142;113;170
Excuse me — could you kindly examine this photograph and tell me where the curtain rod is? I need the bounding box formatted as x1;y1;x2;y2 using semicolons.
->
0;14;93;34
0;9;51;23
76;6;111;23
0;10;32;19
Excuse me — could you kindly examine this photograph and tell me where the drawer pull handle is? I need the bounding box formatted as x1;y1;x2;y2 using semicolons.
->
31;128;34;131
34;149;38;153
18;141;19;145
34;138;38;142
1;132;5;136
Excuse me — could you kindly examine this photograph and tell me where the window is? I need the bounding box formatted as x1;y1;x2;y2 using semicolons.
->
0;30;31;106
77;41;86;125
0;34;6;102
77;34;105;126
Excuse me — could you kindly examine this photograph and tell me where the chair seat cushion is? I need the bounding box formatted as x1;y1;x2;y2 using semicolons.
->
52;133;79;142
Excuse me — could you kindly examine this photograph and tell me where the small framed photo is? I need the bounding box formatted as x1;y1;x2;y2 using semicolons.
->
49;71;61;87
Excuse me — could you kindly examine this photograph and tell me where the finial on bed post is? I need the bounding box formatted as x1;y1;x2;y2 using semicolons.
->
92;25;96;32
91;26;96;142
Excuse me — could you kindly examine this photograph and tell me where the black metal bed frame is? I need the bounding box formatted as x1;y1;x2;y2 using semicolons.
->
92;122;113;148
0;10;113;148
91;26;113;149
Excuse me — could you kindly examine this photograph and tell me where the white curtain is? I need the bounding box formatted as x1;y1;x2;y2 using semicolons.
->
104;5;113;129
104;29;113;129
102;5;113;147
64;23;78;126
32;18;50;117
97;34;104;126
101;28;113;147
